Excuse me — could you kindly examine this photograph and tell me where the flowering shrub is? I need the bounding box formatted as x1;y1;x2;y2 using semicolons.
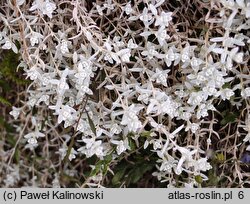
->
0;0;250;187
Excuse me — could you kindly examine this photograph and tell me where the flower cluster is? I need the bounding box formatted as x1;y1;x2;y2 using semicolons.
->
1;0;250;187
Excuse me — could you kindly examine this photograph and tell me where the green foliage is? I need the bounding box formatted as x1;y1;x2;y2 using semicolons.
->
202;153;227;187
0;50;29;107
89;152;114;177
0;50;28;166
111;156;155;187
108;142;158;187
0;50;28;85
140;131;152;138
86;111;97;135
215;153;225;163
204;169;220;187
85;136;159;187
195;175;203;184
0;96;11;106
220;110;238;125
0;116;14;133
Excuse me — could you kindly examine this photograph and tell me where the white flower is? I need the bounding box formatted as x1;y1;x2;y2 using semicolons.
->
75;61;92;83
155;26;170;46
24;130;45;149
159;158;176;173
226;47;244;69
127;39;138;49
241;87;250;99
59;145;77;161
30;36;38;46
245;3;250;18
153;139;162;150
207;138;211;145
27;97;37;107
36;94;49;105
10;107;22;120
80;59;92;71
202;86;217;96
30;0;56;18
77;119;92;134
139;8;153;26
78;138;104;158
141;43;160;59
103;39;120;64
76;84;93;95
110;123;122;135
2;39;18;53
111;139;130;155
190;57;203;71
95;5;104;15
232;52;243;63
2;40;12;49
82;138;95;149
196;73;207;84
147;91;178;118
124;2;133;15
214;74;225;88
59;40;69;54
165;46;178;67
113;36;125;47
219;88;234;100
175;89;188;98
57;105;76;124
236;0;250;18
121;104;143;132
155;11;172;27
50;68;71;95
26;66;41;80
24;131;45;140
151;68;170;87
197;104;209;119
26;32;44;46
188;92;205;106
203;66;215;77
190;123;199;133
185;122;199;134
27;137;38;145
175;147;197;175
136;85;152;104
181;45;191;63
40;73;54;85
117;48;131;62
193;158;212;172
103;1;114;10
17;0;25;5
104;52;120;64
137;90;151;104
